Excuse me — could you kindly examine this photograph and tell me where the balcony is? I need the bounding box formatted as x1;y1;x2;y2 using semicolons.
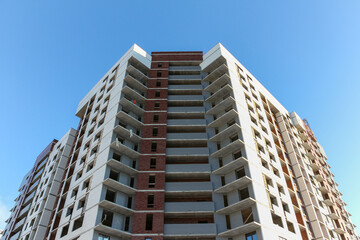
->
99;200;133;216
206;96;235;115
212;157;248;175
23;191;35;205
168;95;204;102
110;140;140;159
94;224;131;239
124;73;147;93
167;119;206;127
314;173;324;182
113;125;141;143
18;203;31;218
203;64;228;82
303;140;312;150
13;217;26;232
323;199;333;206
116;111;143;129
218;221;261;237
204;73;230;93
310;161;320;171
328;212;340;220
107;159;137;176
319;185;329;194
166;148;209;157
334;226;346;234
127;64;148;82
215;176;252;193
165;202;214;216
169;66;201;75
164;223;216;238
122;86;146;104
103;178;136;195
306;150;316;160
166;164;210;177
211;139;245;158
168;84;202;95
119;98;144;116
166;182;212;195
167;132;207;142
167;106;205;118
217;197;256;215
209;124;241;142
208;109;238;128
205;84;233;103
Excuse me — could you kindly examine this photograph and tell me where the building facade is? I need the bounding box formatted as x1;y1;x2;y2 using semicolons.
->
2;44;358;240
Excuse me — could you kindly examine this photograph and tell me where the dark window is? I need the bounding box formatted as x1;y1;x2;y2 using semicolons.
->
148;175;155;188
105;189;116;202
124;216;130;231
66;206;73;217
101;210;113;227
150;158;156;169
72;216;83;231
236;167;245;179
226;215;231;229
60;224;69;237
158;63;162;67
156;80;161;87
151;142;157;152
155;91;160;97
82;179;90;190
157;71;162;77
78;198;85;210
153;114;159;122
154;102;160;109
127;196;132;208
147;195;154;208
239;187;250;200
109;170;119;181
130;177;135;187
223;195;228;207
145;214;153;230
113;152;121;161
152;128;158;136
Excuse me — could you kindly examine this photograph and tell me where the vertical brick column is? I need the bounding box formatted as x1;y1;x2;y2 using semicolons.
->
131;54;169;240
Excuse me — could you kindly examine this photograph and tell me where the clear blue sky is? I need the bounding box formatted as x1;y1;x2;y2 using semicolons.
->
0;0;359;232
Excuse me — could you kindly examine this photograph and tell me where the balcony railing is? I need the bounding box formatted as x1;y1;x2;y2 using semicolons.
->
166;164;210;177
206;96;235;115
127;64;148;82
217;197;256;215
204;73;230;93
165;201;214;215
211;139;245;158
94;224;131;239
119;98;144;116
122;86;146;104
205;84;233;103
116;111;143;129
218;221;261;237
124;73;147;92
208;109;238;128
209;124;241;142
99;200;134;216
203;64;228;82
165;182;212;194
212;157;248;175
113;124;141;143
107;159;138;176
164;223;216;237
103;178;136;195
215;176;252;193
110;140;140;159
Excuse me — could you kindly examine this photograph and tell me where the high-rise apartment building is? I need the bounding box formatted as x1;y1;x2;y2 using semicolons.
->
2;44;358;240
